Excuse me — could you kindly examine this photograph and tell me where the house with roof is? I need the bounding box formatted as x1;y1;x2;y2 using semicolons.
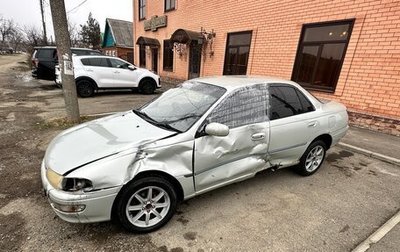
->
101;18;134;63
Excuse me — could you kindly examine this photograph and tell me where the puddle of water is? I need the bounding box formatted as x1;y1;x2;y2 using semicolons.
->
326;150;354;163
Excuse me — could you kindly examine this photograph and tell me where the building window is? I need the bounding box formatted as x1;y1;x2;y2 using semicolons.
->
139;0;146;20
163;40;173;71
292;19;354;92
127;51;134;64
139;45;146;67
223;31;252;75
165;0;175;12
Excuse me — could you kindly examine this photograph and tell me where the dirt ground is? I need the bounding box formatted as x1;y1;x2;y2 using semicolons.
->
0;54;399;252
0;55;170;251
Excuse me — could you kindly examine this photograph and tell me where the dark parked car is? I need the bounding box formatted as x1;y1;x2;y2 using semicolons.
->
31;46;102;80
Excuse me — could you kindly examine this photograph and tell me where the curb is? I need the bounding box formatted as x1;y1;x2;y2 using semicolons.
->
337;142;400;166
352;210;400;252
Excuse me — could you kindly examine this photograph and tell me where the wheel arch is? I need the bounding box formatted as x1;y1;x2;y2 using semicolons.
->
110;170;184;220
75;76;98;89
311;134;333;150
138;77;157;89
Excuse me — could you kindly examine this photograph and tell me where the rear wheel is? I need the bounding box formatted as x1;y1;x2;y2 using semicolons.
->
139;79;156;94
115;176;177;233
295;140;327;176
76;79;95;97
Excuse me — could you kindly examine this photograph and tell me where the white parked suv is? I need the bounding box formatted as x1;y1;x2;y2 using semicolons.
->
55;55;161;97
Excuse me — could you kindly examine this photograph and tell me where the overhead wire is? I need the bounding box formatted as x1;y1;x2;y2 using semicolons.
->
67;0;88;14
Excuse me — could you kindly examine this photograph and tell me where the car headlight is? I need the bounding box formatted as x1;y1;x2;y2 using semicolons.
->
61;178;93;192
46;168;64;189
46;168;93;192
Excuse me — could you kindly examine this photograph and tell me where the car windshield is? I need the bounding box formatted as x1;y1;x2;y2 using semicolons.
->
137;81;226;132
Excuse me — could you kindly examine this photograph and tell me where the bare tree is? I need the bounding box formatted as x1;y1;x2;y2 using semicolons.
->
22;26;43;47
68;21;81;47
9;27;24;52
0;16;15;45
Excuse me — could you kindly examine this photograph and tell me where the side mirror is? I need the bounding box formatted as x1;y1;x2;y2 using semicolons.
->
128;65;136;71
205;123;229;137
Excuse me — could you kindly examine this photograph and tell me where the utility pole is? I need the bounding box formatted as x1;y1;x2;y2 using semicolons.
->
50;0;80;123
39;0;48;45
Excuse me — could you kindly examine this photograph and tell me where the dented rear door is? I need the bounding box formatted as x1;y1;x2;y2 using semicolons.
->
193;84;270;193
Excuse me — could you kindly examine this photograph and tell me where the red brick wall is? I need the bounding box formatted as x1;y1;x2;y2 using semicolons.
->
102;47;134;63
134;0;400;120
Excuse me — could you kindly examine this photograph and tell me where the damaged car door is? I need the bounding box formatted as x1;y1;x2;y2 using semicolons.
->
194;84;270;193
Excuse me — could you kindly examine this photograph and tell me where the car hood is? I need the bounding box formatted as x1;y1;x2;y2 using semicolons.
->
44;111;175;175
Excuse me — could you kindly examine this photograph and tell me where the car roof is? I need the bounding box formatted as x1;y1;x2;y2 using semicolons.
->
33;46;98;51
73;55;123;60
193;76;300;90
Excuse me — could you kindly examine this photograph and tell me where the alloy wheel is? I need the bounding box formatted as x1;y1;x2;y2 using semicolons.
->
305;145;324;172
125;186;170;228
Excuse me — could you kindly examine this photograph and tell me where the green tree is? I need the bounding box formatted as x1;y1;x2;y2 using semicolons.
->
79;13;101;49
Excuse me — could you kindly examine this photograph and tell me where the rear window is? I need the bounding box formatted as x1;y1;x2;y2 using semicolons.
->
36;49;56;59
81;57;109;67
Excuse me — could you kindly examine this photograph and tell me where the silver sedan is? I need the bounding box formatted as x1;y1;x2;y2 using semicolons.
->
41;76;348;233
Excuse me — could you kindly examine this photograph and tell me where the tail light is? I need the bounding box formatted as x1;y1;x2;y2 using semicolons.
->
33;58;39;68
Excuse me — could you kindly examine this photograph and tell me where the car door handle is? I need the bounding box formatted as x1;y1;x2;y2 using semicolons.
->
114;71;120;74
86;69;93;72
308;121;317;127
251;133;265;141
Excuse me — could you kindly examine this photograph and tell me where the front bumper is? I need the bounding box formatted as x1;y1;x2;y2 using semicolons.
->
41;161;122;223
157;77;161;88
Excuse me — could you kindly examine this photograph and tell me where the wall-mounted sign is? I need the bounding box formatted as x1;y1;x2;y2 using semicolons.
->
144;15;167;32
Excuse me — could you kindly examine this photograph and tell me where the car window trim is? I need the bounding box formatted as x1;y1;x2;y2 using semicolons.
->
294;88;316;113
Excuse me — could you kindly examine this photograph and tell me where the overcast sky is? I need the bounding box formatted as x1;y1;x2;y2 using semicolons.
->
0;0;133;40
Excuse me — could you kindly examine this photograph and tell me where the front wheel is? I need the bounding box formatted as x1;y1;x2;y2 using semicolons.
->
115;176;177;233
139;79;156;94
295;140;327;176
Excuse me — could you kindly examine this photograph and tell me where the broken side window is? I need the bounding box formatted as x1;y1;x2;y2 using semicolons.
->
207;84;269;128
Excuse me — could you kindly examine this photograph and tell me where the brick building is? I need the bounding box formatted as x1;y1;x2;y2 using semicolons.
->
133;0;400;135
102;18;134;63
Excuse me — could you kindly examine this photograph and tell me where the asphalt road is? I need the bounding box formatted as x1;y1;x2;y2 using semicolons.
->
0;55;399;251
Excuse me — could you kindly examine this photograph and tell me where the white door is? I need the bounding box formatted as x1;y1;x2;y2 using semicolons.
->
268;84;322;166
109;58;139;88
81;57;114;88
194;85;270;193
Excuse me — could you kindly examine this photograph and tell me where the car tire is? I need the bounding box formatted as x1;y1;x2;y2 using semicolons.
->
76;79;95;98
139;79;156;95
115;176;177;233
53;79;62;88
295;140;327;176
